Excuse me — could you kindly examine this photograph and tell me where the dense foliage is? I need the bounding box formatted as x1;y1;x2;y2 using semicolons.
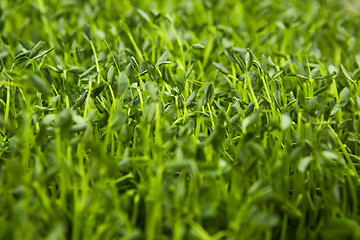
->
1;0;360;239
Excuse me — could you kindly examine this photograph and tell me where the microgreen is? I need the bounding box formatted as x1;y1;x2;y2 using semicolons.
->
1;0;360;240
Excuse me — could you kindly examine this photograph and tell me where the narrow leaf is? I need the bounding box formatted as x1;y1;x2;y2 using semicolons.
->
41;66;54;84
232;54;246;71
137;9;151;22
13;50;30;64
280;114;292;131
341;64;353;82
339;87;350;107
80;65;96;78
271;70;284;81
192;43;205;49
84;22;92;41
298;156;312;172
32;47;54;60
185;64;194;80
29;41;45;59
0;58;4;73
213;62;229;75
107;65;115;85
185;91;197;107
91;83;105;98
245;51;253;71
111;110;128;131
330;103;340;117
72;90;88;109
29;74;52;97
156;51;170;67
117;72;129;97
355;96;360;110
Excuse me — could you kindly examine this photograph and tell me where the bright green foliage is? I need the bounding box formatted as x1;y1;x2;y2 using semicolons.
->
1;0;360;239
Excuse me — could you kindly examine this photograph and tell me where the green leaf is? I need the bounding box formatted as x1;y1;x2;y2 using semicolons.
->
213;62;229;75
1;35;9;45
84;22;92;41
40;66;54;84
232;54;246;71
245;51;253;71
313;71;337;81
145;81;158;101
32;47;54;60
139;61;148;76
356;55;360;68
125;62;134;77
91;83;105;98
298;156;312;172
355;96;360;110
353;70;360;82
192;43;205;49
249;141;266;160
296;74;309;80
79;65;96;79
107;65;115;85
0;58;4;73
185;91;197;107
29;74;52;97
229;112;242;125
203;119;226;150
146;102;156;123
341;64;353;82
156;51;171;67
20;39;31;50
180;65;193;95
245;102;255;116
271;70;284;81
231;89;242;100
281;202;302;218
131;56;140;72
306;96;320;111
242;110;260;131
137;9;150;23
117;72;129;97
321;218;360;240
72;90;88;109
280;114;291;131
110;110;128;131
29;41;45;59
179;76;186;95
184;64;194;80
41;114;56;126
205;82;214;102
330;103;340;117
322;151;339;161
339;87;350;107
164;13;173;24
56;108;73;130
71;115;87;133
13;50;30;65
314;85;329;96
338;119;352;130
67;65;83;74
